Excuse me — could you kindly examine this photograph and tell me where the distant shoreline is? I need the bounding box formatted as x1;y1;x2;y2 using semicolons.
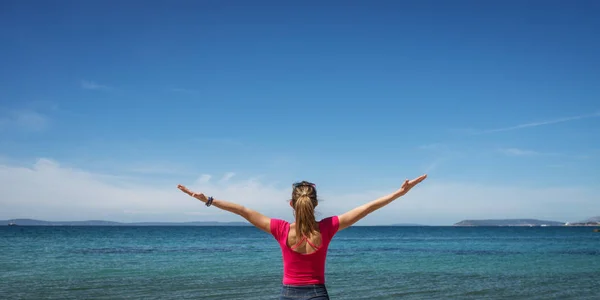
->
454;218;565;227
2;219;431;227
1;219;251;226
453;218;600;227
2;217;598;227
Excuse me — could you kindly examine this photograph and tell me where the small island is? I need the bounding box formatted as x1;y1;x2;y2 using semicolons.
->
453;219;565;227
454;216;600;227
564;216;600;226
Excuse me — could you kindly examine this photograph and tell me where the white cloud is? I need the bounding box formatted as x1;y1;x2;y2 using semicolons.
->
497;148;587;158
196;174;212;184
0;110;48;132
422;159;442;173
376;183;599;224
499;148;543;156
0;158;290;222
416;143;456;175
220;172;236;182
121;163;192;175
184;211;226;216
480;111;600;134
81;80;110;90
0;158;598;225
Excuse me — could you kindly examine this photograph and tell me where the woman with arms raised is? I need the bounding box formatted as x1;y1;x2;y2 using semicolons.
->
177;174;427;300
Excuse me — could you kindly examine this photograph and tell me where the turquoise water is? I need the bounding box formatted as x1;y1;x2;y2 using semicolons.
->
1;226;599;299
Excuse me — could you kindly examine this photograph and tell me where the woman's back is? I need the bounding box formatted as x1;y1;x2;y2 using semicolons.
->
270;216;340;285
287;221;322;254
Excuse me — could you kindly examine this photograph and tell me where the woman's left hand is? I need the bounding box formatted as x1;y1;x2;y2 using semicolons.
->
398;174;428;196
177;184;208;202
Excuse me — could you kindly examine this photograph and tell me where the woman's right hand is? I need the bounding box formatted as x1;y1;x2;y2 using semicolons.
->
177;184;208;202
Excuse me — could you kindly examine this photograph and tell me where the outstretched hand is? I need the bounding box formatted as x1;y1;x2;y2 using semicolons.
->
398;174;428;196
177;184;208;202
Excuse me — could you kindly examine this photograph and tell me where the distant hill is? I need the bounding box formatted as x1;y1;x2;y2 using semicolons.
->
1;219;250;226
454;219;564;226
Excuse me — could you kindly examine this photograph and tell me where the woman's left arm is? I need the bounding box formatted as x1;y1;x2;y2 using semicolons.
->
177;184;271;233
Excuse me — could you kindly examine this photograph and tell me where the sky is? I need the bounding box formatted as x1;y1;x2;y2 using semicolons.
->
1;0;599;225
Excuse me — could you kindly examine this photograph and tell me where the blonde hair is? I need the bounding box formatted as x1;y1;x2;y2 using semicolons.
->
291;181;319;240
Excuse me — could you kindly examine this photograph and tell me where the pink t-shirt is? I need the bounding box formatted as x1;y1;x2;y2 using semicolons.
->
270;216;340;285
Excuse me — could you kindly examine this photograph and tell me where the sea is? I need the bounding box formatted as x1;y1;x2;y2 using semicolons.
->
1;225;599;299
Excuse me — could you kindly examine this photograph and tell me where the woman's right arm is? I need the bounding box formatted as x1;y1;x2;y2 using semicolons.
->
177;184;272;234
337;174;427;231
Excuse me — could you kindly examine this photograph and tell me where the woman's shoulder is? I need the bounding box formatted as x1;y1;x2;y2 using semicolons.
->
317;216;340;240
319;215;340;229
271;217;289;223
319;215;339;223
270;218;290;240
271;218;290;228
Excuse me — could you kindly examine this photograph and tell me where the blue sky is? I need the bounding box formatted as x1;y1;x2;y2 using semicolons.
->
1;1;599;225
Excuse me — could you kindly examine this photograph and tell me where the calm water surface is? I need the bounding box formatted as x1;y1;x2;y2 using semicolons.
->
1;226;599;299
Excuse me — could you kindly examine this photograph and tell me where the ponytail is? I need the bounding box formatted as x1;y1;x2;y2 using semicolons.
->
295;195;317;237
292;182;319;240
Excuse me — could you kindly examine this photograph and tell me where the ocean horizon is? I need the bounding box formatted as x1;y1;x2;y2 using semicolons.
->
6;217;594;227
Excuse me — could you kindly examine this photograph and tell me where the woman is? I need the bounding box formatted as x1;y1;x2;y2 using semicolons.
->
177;174;427;299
